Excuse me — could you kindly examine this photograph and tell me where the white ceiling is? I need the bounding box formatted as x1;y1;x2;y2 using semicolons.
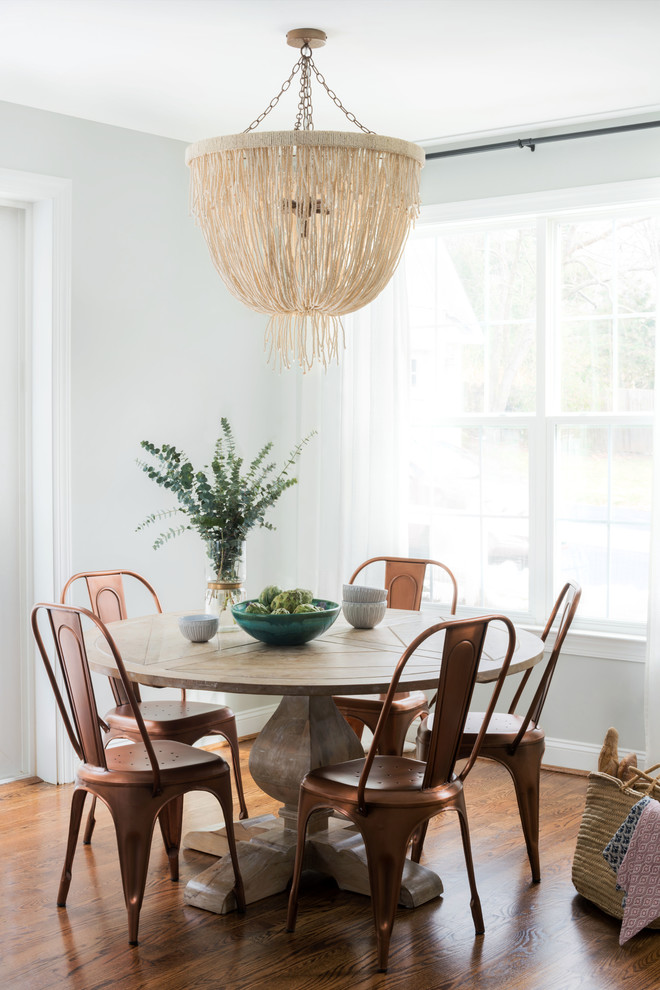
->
0;0;659;147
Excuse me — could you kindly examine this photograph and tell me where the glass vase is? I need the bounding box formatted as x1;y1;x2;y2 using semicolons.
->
204;538;247;631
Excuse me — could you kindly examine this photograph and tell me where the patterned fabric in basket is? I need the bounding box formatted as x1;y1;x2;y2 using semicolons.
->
617;801;660;943
572;771;660;930
603;795;651;897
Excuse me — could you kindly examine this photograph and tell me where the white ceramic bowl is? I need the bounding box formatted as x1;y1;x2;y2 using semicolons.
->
342;600;387;629
178;614;219;642
342;584;388;604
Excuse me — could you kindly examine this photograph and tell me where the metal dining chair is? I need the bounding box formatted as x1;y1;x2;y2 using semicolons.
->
31;602;246;944
61;569;249;846
415;581;581;882
287;614;516;972
333;556;459;755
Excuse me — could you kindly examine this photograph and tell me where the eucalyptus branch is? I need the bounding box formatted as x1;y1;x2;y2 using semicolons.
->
137;420;316;562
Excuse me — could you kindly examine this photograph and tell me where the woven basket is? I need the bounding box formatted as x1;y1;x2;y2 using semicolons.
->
572;768;660;928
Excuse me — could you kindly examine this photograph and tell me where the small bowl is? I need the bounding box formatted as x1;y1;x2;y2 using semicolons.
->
342;600;387;629
178;614;219;642
231;599;341;646
342;584;388;604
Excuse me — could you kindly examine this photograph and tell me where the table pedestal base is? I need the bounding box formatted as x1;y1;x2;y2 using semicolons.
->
183;814;444;915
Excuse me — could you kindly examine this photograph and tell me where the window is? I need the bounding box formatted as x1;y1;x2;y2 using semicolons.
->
404;204;659;634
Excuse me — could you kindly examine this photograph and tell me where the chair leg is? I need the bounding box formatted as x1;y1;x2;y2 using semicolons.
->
57;787;87;906
345;715;366;744
495;743;544;883
409;818;430;863
113;813;156;945
376;709;428;756
362;816;414;972
286;790;320;932
83;795;97;845
455;794;484;935
213;722;249;821
157;796;184;881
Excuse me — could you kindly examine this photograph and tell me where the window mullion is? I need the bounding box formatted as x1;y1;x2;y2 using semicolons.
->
531;216;552;624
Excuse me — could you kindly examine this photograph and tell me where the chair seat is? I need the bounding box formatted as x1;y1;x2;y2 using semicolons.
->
334;691;428;714
79;739;229;787
461;711;545;751
106;699;235;736
303;755;462;809
419;711;544;757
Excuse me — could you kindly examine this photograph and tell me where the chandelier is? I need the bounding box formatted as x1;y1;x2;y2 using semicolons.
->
186;28;425;372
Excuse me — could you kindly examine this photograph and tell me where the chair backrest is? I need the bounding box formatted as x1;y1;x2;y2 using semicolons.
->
507;581;581;748
60;569;162;624
357;615;516;811
349;556;458;613
30;603;162;792
60;570;162;705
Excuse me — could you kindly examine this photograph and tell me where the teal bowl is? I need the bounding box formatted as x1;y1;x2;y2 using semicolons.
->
231;599;340;646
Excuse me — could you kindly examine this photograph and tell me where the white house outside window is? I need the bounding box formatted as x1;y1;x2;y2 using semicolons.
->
404;205;659;636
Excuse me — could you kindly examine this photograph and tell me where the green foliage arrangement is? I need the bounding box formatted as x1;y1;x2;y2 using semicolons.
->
137;417;315;574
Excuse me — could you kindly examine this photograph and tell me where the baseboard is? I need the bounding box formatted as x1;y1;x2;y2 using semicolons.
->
206;703;645;777
197;701;278;749
538;736;645;774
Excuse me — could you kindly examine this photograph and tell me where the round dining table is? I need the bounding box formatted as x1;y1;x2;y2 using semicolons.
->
85;607;545;915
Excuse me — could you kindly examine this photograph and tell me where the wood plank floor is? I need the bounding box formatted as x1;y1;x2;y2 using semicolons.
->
3;742;660;990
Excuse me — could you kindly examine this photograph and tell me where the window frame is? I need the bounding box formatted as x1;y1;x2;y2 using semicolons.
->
411;178;660;652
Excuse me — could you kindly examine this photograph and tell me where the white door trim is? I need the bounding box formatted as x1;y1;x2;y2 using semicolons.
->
0;168;72;784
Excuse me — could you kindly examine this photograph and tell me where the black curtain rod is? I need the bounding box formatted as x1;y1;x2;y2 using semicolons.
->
424;118;660;160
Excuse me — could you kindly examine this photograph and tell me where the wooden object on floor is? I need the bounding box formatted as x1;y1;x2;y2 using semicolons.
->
182;696;444;913
82;607;544;917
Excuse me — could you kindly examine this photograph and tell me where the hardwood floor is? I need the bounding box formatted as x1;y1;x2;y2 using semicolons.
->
3;742;660;990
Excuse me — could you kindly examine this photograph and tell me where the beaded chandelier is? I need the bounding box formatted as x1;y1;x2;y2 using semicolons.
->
186;28;424;372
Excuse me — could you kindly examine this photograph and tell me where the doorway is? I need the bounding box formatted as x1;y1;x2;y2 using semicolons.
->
0;203;27;781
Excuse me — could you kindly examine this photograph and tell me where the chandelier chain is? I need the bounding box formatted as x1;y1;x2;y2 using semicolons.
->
309;62;374;134
244;61;302;133
244;44;374;135
294;45;314;130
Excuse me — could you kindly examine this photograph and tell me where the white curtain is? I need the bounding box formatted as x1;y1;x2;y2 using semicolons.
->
645;236;660;765
295;265;411;601
646;484;660;765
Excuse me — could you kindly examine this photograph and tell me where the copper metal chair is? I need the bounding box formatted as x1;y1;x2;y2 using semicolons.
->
334;556;459;755
288;614;516;972
61;569;249;845
415;581;581;883
31;602;246;944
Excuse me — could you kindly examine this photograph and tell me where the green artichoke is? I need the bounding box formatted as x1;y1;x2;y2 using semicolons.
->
259;585;281;608
270;590;304;613
245;601;270;614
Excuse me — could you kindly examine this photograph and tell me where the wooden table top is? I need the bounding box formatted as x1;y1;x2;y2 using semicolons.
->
84;609;545;698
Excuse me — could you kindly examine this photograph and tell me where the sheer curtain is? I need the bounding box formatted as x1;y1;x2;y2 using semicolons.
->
646;243;660;765
646;464;660;764
295;265;411;600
